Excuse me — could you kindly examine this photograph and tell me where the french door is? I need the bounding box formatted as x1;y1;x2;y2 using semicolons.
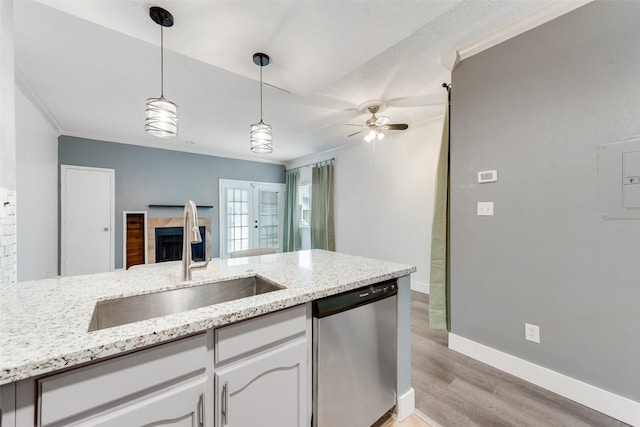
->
219;180;285;258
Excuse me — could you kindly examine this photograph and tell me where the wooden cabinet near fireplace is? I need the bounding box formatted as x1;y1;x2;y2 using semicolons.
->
124;211;148;269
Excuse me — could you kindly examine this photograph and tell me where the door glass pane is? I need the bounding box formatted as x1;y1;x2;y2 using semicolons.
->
259;190;280;249
227;188;249;253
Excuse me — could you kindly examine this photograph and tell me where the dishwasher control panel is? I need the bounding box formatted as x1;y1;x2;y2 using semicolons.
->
313;279;398;318
370;282;396;295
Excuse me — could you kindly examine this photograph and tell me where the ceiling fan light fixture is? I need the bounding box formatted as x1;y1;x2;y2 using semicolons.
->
364;129;376;142
250;53;272;154
145;6;178;139
364;128;385;143
346;102;406;142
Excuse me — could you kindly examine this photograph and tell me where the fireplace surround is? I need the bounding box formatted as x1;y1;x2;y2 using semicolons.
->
147;217;212;263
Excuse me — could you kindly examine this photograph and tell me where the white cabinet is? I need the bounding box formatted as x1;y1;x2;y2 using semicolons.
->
3;305;311;427
214;305;310;427
216;339;307;427
1;383;16;427
85;376;207;427
36;333;213;427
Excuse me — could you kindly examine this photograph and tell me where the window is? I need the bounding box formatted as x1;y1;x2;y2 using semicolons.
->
298;183;311;227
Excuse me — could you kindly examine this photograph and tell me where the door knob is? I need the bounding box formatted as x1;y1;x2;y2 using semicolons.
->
103;227;110;232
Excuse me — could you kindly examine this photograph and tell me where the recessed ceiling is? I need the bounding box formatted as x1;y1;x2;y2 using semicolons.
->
14;1;584;164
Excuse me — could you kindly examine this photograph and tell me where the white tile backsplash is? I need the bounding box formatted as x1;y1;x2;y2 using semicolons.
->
0;187;17;285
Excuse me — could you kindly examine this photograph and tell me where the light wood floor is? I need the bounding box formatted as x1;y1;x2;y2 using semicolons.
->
410;291;630;427
380;413;432;427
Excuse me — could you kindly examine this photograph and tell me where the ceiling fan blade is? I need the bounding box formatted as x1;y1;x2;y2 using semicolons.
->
385;123;409;130
388;93;446;108
375;116;390;126
347;129;365;137
344;123;364;127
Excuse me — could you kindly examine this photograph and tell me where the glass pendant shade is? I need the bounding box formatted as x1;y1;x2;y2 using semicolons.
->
250;120;273;153
145;96;178;138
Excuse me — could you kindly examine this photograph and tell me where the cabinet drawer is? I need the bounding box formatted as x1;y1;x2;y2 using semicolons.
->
215;305;306;365
38;333;207;427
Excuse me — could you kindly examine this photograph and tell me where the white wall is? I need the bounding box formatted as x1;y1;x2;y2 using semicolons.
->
0;0;15;190
15;86;59;281
0;0;17;285
288;117;443;292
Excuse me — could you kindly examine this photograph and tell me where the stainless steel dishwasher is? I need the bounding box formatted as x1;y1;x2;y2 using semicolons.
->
312;279;397;427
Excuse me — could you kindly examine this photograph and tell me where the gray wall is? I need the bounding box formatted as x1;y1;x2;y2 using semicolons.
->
59;136;285;269
450;1;640;401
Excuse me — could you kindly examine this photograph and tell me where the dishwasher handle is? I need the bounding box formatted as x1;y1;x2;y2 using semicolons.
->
313;279;397;318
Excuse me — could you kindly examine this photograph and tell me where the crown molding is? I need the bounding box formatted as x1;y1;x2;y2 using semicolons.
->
443;0;593;71
14;65;63;135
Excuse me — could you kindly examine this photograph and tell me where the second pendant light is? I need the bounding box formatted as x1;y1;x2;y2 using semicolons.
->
249;53;273;154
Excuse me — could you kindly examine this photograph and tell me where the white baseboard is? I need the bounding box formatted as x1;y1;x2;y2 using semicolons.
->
414;409;442;427
411;280;429;294
396;388;415;422
449;334;640;426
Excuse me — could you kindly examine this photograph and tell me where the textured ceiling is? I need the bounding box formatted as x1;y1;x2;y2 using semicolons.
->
14;1;582;163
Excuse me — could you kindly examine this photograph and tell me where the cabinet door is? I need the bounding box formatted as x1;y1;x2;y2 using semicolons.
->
84;376;208;427
216;339;307;427
38;334;209;427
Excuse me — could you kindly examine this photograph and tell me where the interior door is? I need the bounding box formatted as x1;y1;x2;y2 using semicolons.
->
219;180;284;258
61;165;115;276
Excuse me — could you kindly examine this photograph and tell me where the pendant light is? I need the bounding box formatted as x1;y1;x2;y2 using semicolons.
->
145;6;178;138
250;53;273;153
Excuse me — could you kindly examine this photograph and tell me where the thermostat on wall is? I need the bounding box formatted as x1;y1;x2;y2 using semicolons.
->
478;170;498;183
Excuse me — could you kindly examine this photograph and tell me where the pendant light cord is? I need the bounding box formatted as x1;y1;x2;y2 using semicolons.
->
259;62;263;122
160;26;164;98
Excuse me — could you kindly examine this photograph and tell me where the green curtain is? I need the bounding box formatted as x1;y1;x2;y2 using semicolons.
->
311;161;335;251
283;169;301;252
429;103;450;331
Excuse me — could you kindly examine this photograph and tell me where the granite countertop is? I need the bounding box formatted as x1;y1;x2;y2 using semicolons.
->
0;250;415;385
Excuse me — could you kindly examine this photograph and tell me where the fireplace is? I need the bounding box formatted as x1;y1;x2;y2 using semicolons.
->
147;217;211;264
155;226;206;263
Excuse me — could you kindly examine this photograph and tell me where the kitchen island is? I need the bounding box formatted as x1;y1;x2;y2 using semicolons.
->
0;250;415;426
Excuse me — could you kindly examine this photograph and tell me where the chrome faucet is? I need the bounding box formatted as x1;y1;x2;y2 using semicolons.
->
182;200;208;281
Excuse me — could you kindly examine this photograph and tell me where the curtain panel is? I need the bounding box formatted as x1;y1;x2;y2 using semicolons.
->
283;168;301;252
429;104;450;330
311;161;335;251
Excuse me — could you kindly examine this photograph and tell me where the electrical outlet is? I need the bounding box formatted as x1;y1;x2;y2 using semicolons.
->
477;201;494;216
525;323;540;343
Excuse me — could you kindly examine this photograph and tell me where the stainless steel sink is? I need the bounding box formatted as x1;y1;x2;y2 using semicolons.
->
88;276;284;331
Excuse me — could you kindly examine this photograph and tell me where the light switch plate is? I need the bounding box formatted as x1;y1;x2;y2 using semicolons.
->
477;202;494;216
478;170;498;183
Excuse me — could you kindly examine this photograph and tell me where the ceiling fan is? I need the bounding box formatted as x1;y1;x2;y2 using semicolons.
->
345;103;409;142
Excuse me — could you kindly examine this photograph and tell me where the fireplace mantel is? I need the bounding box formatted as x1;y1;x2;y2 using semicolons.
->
148;204;213;209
